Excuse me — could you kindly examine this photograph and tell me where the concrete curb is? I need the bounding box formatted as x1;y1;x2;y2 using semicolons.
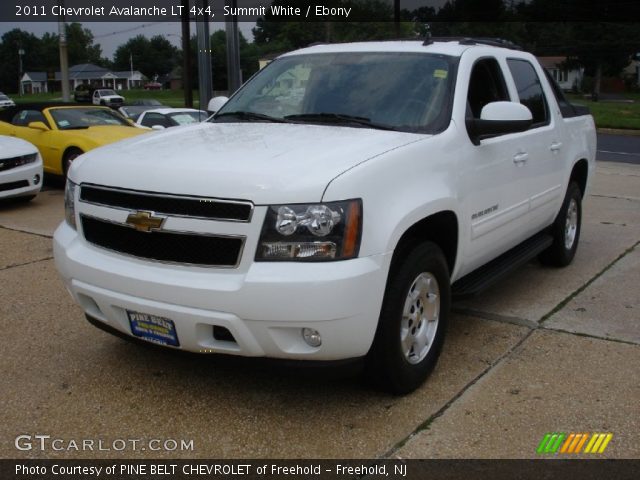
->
597;128;640;136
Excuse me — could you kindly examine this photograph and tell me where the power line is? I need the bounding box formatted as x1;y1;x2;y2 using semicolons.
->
93;22;171;39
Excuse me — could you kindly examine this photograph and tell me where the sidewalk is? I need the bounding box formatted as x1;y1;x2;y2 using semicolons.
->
394;161;640;459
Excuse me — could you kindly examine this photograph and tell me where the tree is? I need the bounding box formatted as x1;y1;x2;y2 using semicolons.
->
253;0;411;51
113;35;179;79
0;29;43;93
65;23;105;66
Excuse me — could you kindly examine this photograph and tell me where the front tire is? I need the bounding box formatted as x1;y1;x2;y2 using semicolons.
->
539;181;582;267
366;241;450;395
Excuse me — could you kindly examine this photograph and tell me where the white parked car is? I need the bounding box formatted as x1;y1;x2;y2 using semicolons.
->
54;39;596;393
92;89;124;108
135;108;208;129
0;135;42;201
0;92;16;108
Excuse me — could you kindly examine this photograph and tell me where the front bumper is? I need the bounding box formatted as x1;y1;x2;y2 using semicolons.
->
0;161;43;199
54;222;391;360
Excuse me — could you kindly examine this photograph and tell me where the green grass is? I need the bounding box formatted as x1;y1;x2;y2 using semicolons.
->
567;94;640;130
14;89;201;108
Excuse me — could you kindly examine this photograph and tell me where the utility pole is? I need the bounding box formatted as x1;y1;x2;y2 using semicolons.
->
58;1;70;101
18;48;24;95
181;0;192;107
196;0;213;109
394;0;401;38
225;0;242;94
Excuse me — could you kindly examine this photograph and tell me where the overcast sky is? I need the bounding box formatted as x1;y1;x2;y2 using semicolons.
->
0;21;255;59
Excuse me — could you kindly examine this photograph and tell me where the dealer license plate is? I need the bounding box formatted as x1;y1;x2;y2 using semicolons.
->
127;310;180;347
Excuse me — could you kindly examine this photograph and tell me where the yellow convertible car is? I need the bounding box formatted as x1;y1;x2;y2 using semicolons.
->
0;103;148;176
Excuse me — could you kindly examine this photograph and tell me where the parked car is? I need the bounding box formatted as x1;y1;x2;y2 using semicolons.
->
118;105;160;123
135;108;208;129
73;85;94;103
131;99;166;107
0;92;16;108
0;135;42;201
143;82;162;90
54;39;596;394
0;103;148;177
92;89;125;108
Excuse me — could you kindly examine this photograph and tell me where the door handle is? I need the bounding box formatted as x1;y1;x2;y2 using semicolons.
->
550;142;563;152
513;152;529;164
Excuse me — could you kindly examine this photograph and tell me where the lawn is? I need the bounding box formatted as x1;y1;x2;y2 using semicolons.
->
567;94;640;130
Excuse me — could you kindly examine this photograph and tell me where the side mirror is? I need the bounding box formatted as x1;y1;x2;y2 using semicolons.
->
207;96;229;115
151;125;165;130
467;101;532;145
27;121;49;131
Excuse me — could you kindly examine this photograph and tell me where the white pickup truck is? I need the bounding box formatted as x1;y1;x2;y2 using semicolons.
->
92;89;125;108
54;39;596;393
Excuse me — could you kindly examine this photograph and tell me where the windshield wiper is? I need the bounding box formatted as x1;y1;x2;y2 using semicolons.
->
60;126;89;130
284;113;398;131
214;111;285;123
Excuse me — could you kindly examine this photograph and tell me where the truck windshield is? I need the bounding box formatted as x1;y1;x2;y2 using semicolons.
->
214;52;457;133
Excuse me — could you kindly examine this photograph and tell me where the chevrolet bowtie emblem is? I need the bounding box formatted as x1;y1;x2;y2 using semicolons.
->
125;211;166;232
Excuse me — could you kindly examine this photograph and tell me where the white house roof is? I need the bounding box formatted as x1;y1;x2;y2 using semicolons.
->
22;72;47;82
538;56;568;69
21;65;144;83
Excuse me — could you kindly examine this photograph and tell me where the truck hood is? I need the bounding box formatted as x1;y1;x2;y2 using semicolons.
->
70;122;425;204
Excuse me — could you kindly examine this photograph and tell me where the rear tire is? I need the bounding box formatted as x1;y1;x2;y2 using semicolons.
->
366;241;450;395
539;181;582;267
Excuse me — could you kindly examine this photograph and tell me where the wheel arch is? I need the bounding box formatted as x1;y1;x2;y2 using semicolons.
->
61;146;84;175
390;210;459;276
570;158;589;198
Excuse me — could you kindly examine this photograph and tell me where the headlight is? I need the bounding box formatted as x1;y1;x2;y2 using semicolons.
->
64;179;77;230
14;152;38;167
256;199;362;261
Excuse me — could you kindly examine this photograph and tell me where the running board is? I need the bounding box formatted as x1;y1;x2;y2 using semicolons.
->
452;232;553;298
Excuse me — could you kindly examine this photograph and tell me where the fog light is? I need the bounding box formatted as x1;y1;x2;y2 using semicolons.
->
33;174;41;185
302;328;322;347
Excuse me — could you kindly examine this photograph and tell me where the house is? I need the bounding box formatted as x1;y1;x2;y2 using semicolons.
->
158;67;182;90
623;57;640;87
21;72;49;94
538;56;584;92
21;64;146;93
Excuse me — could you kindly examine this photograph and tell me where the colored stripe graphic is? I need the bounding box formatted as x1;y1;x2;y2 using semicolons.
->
574;433;589;453
537;433;552;454
585;433;614;454
550;433;565;453
538;433;613;454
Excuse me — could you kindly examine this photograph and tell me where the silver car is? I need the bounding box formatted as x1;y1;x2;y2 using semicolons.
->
0;92;16;108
